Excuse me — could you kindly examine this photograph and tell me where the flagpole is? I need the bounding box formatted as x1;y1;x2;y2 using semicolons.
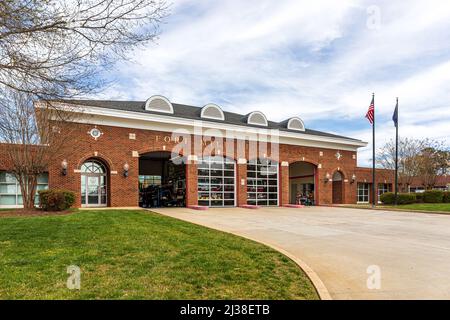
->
372;93;376;208
394;97;399;206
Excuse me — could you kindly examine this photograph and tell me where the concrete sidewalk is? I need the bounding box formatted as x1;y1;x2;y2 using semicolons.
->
151;206;450;300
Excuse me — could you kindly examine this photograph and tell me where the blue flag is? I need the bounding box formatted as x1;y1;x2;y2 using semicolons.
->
392;99;398;127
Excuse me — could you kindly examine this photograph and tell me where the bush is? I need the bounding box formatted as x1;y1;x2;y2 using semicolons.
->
443;192;450;203
423;190;444;203
380;192;416;205
380;192;395;204
415;193;424;203
38;189;75;211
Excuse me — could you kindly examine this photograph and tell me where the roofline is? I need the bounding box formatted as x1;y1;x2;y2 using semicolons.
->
35;101;368;150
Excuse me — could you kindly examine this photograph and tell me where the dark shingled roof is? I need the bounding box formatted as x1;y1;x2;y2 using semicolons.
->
61;99;363;142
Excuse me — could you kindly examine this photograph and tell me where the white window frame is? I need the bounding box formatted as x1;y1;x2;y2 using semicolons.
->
357;182;370;204
377;183;390;203
0;172;49;208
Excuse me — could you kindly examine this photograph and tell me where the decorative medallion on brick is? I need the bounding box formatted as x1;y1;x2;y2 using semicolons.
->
335;151;342;160
88;127;103;140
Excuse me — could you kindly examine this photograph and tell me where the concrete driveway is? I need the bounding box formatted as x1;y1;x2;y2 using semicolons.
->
151;206;450;300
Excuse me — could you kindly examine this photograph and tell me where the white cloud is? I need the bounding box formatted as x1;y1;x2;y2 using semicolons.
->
95;0;450;166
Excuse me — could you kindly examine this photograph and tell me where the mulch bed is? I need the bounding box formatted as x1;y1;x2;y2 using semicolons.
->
0;209;74;218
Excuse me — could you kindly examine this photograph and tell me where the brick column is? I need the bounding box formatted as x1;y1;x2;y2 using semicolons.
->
280;161;289;206
236;158;247;206
185;156;198;207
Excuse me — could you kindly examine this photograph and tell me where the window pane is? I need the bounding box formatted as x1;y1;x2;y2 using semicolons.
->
37;173;49;184
0;195;17;205
0;184;17;194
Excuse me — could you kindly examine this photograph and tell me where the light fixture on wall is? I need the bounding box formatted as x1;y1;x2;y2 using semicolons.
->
123;162;129;177
325;173;331;182
61;159;68;176
351;174;356;183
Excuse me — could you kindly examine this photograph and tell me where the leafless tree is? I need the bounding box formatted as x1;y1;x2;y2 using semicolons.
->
0;0;169;98
0;92;85;209
0;0;168;209
377;137;424;192
377;137;449;192
416;144;449;190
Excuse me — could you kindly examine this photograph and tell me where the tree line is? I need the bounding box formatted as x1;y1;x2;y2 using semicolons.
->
377;138;450;192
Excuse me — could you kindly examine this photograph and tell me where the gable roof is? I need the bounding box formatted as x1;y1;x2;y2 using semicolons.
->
58;99;363;142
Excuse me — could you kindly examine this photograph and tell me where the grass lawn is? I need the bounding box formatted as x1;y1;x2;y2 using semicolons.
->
0;210;318;300
382;203;450;212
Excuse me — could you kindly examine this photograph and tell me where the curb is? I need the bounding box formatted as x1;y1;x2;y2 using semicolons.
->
323;204;450;216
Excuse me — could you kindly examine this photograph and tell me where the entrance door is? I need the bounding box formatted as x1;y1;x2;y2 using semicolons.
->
332;171;343;204
81;160;107;207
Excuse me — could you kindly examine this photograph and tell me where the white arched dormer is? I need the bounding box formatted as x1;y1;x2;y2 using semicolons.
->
287;117;305;132
200;103;225;121
247;111;268;126
144;95;174;114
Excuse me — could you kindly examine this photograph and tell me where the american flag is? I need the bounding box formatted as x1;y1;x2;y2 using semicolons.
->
365;96;374;124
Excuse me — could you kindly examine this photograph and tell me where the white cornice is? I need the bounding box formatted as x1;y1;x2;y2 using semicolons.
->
38;102;367;151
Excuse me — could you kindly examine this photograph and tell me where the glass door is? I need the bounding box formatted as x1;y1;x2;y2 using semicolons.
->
81;160;107;207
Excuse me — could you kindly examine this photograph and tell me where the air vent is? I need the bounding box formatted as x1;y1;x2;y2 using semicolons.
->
287;117;305;131
247;111;268;126
201;104;225;120
144;95;174;114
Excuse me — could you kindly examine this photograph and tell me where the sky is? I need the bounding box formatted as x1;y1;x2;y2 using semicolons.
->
96;0;450;167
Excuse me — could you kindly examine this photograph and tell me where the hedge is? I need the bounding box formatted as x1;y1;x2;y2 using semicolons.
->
423;190;444;203
380;192;416;205
442;192;450;203
38;189;75;211
415;192;424;203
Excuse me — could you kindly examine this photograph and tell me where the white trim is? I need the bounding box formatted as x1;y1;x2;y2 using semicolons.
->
0;205;24;209
287;117;305;132
200;103;225;121
40;102;367;151
238;158;247;164
247;111;268;126
144;95;174;114
187;155;198;161
281;161;289;167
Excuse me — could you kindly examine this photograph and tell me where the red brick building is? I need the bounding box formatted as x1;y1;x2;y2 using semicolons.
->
0;95;399;208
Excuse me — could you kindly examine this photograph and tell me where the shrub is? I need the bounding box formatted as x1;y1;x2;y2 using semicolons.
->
423;190;444;203
443;192;450;203
380;192;395;204
380;192;416;205
38;189;75;211
415;193;424;203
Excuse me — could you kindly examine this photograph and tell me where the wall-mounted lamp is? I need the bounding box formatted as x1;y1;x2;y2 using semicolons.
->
325;173;331;182
61;159;68;176
351;174;356;184
123;162;129;177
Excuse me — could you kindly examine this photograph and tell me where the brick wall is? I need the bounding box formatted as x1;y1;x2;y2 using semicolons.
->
0;121;396;207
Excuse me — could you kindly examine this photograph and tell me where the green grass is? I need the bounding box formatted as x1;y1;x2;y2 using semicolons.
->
0;210;318;300
382;203;450;212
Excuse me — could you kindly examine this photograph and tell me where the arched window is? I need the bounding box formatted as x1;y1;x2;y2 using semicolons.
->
287;117;305;131
144;95;174;114
81;160;107;174
247;111;268;126
200;104;225;120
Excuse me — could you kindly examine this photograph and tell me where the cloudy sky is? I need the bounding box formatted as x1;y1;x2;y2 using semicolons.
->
97;0;450;167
